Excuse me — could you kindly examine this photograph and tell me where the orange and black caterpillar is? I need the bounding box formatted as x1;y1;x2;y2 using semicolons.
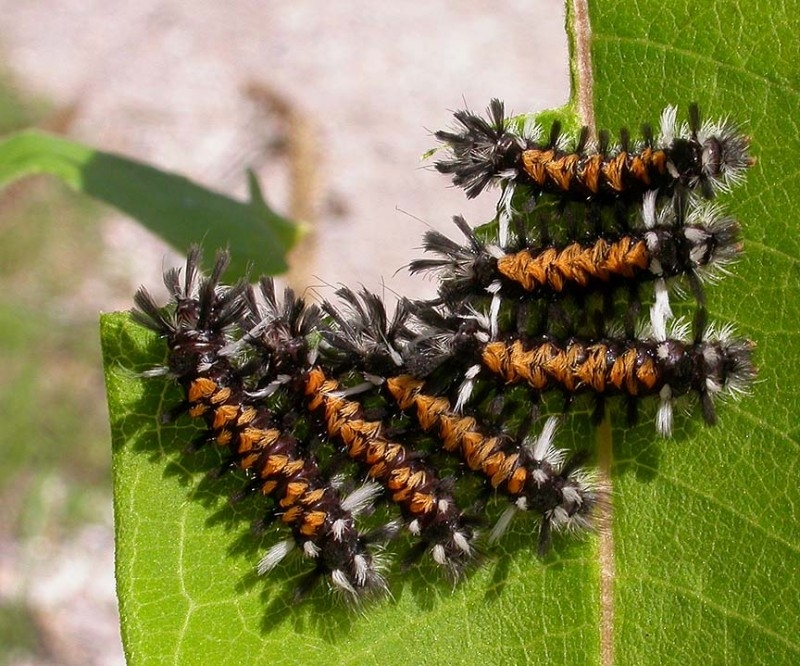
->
131;248;390;599
236;281;478;575
410;195;741;320
435;99;752;203
410;308;755;437
304;368;477;573
387;376;596;554
481;323;754;436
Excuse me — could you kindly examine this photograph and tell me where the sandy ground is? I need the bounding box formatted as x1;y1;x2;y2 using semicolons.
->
0;2;569;663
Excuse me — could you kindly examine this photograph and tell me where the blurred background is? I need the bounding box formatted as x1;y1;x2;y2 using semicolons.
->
0;2;568;663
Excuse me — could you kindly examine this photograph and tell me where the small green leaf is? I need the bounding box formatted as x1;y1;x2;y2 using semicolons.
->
0;130;300;276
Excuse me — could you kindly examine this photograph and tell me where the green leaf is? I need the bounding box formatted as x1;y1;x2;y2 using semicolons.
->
103;1;800;664
0;130;301;276
589;1;800;663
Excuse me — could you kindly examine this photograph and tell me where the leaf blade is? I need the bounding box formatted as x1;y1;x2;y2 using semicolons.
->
590;0;800;663
0;130;301;276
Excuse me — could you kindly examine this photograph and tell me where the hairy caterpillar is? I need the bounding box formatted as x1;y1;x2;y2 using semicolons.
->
435;99;753;204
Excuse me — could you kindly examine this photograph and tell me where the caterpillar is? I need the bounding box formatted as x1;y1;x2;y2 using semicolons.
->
410;193;741;314
131;248;391;599
305;368;477;574
387;377;597;554
435;99;753;204
410;193;742;341
236;280;478;575
408;307;756;437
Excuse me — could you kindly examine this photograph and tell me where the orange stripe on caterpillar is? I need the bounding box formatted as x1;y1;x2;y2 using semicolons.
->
496;236;650;291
